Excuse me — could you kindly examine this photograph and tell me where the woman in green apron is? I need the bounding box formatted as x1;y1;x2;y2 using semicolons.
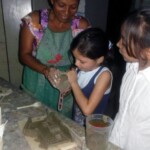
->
19;0;90;118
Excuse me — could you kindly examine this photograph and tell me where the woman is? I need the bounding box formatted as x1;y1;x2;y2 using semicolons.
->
19;0;90;118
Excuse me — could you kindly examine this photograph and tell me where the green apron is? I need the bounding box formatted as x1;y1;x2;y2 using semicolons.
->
22;27;73;118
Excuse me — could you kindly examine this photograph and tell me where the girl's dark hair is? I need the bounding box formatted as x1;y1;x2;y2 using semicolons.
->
70;27;114;70
122;8;150;58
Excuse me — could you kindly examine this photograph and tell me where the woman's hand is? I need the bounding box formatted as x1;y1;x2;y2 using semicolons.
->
47;67;60;87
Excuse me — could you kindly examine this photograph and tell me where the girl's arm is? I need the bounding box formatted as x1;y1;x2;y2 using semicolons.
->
67;69;111;116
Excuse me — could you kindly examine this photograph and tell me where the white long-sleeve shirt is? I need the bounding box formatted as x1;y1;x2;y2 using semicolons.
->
109;62;150;150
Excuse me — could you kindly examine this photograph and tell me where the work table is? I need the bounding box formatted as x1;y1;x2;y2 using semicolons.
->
0;77;120;150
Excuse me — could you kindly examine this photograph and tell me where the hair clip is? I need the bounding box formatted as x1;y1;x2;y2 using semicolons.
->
108;40;113;50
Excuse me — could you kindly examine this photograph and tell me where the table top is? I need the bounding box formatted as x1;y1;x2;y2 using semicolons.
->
0;78;121;150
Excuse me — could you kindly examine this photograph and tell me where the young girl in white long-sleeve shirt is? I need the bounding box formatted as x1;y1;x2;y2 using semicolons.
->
109;9;150;150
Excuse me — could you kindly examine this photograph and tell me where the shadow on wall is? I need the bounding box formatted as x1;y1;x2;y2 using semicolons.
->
103;0;132;119
85;0;109;31
104;45;126;120
106;0;133;43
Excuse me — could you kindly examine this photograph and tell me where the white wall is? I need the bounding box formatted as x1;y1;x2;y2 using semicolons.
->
1;0;31;87
0;0;9;81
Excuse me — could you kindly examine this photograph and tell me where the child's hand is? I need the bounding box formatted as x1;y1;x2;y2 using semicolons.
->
67;68;78;85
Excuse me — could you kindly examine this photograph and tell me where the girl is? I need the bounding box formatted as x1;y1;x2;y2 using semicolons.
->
109;9;150;150
67;27;113;126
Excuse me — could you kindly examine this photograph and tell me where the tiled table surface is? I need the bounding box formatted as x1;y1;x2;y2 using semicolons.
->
0;78;121;150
